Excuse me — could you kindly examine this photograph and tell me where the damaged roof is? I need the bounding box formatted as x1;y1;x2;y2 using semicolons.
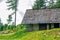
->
22;8;60;24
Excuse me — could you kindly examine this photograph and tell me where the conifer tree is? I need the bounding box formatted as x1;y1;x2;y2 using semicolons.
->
0;18;3;31
6;0;19;26
7;15;12;24
32;0;46;10
55;0;60;8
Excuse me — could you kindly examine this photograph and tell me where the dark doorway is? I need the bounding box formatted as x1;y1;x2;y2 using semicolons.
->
39;24;47;30
54;23;59;28
49;24;51;29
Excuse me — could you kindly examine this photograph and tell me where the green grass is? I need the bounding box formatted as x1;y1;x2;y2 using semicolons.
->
0;29;26;40
0;28;60;40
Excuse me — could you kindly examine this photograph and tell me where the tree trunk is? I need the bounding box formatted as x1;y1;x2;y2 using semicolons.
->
15;10;16;27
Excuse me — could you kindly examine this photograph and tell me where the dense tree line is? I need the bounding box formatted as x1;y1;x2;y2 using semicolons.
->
32;0;46;10
32;0;60;9
0;15;26;33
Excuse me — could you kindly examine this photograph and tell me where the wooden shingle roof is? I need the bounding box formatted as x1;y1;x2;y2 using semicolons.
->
22;8;60;24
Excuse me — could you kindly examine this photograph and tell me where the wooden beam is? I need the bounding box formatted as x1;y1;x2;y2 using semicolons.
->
47;24;49;30
51;23;54;29
33;24;39;31
59;23;60;28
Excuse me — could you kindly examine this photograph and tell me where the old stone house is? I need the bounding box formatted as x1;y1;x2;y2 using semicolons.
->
22;8;60;31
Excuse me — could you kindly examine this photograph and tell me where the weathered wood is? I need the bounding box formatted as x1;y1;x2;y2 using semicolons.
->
51;24;54;29
26;24;33;32
59;23;60;28
21;8;60;31
22;8;60;24
47;24;49;30
33;24;39;31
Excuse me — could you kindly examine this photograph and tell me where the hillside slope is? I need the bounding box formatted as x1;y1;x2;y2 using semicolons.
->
20;29;60;40
0;28;60;40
